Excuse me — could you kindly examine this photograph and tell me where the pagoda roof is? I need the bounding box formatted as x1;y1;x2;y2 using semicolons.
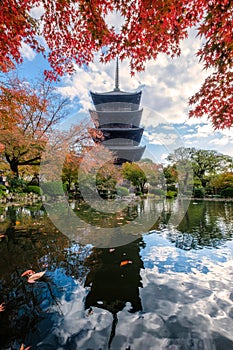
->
107;145;145;150
90;90;142;107
90;89;141;96
100;126;143;131
89;108;143;114
107;145;146;163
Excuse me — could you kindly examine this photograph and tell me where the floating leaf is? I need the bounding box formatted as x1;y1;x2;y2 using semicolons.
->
109;248;115;253
0;234;6;239
21;269;35;277
0;302;5;312
20;344;31;350
120;260;132;267
15;221;20;225
27;271;46;283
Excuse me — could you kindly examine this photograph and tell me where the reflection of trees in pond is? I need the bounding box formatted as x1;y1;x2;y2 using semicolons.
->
84;238;145;348
74;201;139;227
1;200;233;347
0;205;91;349
167;201;233;250
0;204;146;349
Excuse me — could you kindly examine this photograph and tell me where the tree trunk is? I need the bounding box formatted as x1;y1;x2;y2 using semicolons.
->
9;161;19;178
5;153;19;178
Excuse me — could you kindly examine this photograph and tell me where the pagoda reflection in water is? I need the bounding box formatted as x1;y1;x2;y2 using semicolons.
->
89;59;145;165
84;238;145;348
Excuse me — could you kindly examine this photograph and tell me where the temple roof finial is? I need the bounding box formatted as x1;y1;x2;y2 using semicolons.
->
114;57;120;91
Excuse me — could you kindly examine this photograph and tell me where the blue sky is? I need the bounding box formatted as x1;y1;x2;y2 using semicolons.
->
18;19;233;164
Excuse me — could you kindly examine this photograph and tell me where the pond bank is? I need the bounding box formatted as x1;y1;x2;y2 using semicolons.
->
1;193;233;206
181;196;233;202
0;193;42;205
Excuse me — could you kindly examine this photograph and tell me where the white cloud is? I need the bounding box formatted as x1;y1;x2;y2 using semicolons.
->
104;10;125;33
209;137;230;146
184;123;216;140
30;4;44;19
149;132;179;146
196;124;215;137
20;42;36;61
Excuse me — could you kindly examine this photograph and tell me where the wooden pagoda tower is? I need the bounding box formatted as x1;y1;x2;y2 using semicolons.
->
89;59;145;164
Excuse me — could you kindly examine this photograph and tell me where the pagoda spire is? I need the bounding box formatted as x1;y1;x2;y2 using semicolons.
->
114;57;120;91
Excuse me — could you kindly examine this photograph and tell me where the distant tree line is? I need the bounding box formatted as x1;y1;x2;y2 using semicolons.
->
166;147;233;198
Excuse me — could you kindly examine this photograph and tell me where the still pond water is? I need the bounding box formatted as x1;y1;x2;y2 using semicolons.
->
0;199;233;350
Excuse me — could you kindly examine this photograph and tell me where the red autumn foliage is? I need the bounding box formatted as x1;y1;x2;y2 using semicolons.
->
0;76;69;177
21;269;35;277
0;0;232;128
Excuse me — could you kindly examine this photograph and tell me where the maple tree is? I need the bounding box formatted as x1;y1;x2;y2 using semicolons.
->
1;0;232;128
38;120;92;188
138;160;165;188
96;161;122;198
62;151;81;193
0;75;69;177
210;171;233;195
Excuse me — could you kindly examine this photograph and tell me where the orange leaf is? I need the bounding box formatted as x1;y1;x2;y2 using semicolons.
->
120;260;132;267
27;271;46;283
0;302;5;312
20;344;31;350
21;269;35;277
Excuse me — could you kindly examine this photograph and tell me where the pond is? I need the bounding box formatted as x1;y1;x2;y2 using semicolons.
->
0;199;233;350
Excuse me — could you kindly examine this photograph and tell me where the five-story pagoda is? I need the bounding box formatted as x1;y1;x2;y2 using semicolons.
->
89;59;145;164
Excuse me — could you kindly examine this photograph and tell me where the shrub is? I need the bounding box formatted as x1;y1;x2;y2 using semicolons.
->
7;177;27;193
193;187;205;198
0;184;7;197
150;187;165;196
167;184;177;192
183;190;193;196
221;187;233;198
135;191;142;196
166;190;177;199
116;186;129;197
25;185;42;195
41;181;64;196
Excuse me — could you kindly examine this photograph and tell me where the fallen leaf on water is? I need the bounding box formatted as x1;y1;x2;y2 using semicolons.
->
0;302;5;312
21;269;35;277
0;234;6;239
15;221;20;225
109;248;115;253
20;344;31;350
120;260;132;267
27;271;46;283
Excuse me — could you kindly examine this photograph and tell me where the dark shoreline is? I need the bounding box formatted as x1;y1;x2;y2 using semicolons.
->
179;196;233;202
